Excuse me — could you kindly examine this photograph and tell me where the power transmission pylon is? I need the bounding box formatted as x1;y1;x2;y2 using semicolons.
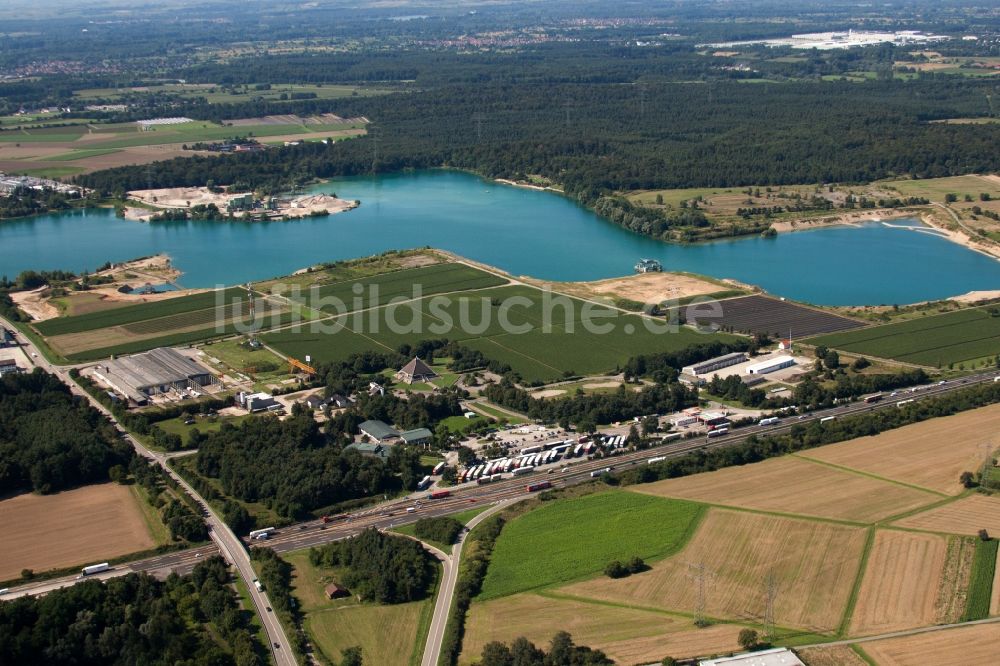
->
686;561;715;626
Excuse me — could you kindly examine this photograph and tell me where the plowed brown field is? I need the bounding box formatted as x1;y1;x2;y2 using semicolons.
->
892;494;1000;536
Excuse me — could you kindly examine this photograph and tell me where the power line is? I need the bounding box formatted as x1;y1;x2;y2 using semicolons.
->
763;570;779;641
685;561;715;625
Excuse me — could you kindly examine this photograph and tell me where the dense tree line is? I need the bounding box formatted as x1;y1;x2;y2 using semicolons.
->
76;76;1000;242
249;548;309;660
193;411;412;519
483;379;697;429
0;187;81;220
309;528;436;603
129;457;208;543
480;632;614;666
0;370;134;495
0;557;265;666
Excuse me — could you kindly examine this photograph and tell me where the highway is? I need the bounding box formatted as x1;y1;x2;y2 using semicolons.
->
5;313;999;665
0;316;297;666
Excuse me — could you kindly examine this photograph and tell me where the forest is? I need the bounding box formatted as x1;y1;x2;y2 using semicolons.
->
192;409;424;520
309;528;437;604
0;370;134;495
0;556;265;666
0;188;81;221
478;632;614;666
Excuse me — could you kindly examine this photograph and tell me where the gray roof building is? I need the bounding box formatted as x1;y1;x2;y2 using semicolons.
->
93;347;215;403
400;427;433;445
396;357;438;385
345;442;390;459
359;419;400;442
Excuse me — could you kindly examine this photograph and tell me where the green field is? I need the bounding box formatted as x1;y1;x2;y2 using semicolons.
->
807;306;1000;367
40;148;121;161
477;491;704;600
154;413;252;445
880;175;1000;203
34;288;245;336
962;538;998;621
74;82;389;105
263;282;732;382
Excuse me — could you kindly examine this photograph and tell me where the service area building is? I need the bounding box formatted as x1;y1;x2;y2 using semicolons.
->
699;648;804;666
682;352;749;376
359;419;400;442
93;347;216;404
745;356;796;375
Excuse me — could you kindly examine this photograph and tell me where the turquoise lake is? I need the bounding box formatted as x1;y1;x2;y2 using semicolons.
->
2;169;999;305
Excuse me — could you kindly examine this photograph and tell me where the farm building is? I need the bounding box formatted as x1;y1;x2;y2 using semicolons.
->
345;442;391;460
395;357;438;385
682;352;749;376
0;358;23;376
324;583;350;599
237;391;279;413
401;428;433;446
359;419;400;442
699;648;804;666
746;356;796;375
93;348;215;404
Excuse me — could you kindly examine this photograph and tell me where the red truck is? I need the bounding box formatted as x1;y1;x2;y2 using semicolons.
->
321;514;348;523
428;490;451;500
526;481;552;492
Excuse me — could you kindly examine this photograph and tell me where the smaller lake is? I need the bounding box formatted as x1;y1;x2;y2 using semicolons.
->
1;169;999;305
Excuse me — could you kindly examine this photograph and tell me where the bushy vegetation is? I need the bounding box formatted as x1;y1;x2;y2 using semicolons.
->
251;547;308;660
193;410;421;519
0;556;265;666
0;187;81;220
604;556;647;579
479;631;613;666
440;514;506;666
0;369;134;495
414;516;464;546
309;528;436;604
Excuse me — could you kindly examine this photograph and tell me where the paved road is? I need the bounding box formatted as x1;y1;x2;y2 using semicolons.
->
0;317;296;666
420;500;513;666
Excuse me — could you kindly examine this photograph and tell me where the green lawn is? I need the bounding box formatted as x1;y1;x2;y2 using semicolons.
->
470;402;526;424
40;148;121;161
155;413;252;445
807;305;1000;368
477;491;704;600
879;175;1000;204
392;506;491;551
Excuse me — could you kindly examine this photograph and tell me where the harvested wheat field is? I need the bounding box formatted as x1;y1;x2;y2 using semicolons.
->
563;509;867;632
460;593;741;665
860;623;1000;665
848;530;951;636
800;403;1000;495
892;494;1000;536
797;645;869;666
630;456;939;523
0;484;156;580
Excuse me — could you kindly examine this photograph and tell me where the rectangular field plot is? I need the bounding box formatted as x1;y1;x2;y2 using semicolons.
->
281;263;508;313
799;403;1000;495
0;484;156;580
461;594;742;666
892;495;1000;536
848;530;950;636
808;306;1000;366
682;294;864;338
34;288;245;336
263;284;737;382
563;508;867;632
631;455;940;523
860;623;1000;666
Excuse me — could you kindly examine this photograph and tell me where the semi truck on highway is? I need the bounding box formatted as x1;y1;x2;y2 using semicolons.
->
526;481;552;492
758;417;779;426
428;490;451;499
249;527;275;540
82;563;110;576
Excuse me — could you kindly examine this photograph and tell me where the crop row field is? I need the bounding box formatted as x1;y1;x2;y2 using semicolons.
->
262;283;737;382
34;289;296;361
680;294;865;338
807;305;1000;367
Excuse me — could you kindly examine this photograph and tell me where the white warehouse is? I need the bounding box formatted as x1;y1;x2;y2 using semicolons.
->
745;356;796;375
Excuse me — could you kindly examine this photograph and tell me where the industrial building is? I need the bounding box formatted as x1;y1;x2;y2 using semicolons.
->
237;391;279;413
400;428;433;446
92;348;215;404
0;358;23;376
745;356;796;375
1;327;15;347
359;419;400;442
682;352;749;376
345;442;391;459
699;648;804;666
